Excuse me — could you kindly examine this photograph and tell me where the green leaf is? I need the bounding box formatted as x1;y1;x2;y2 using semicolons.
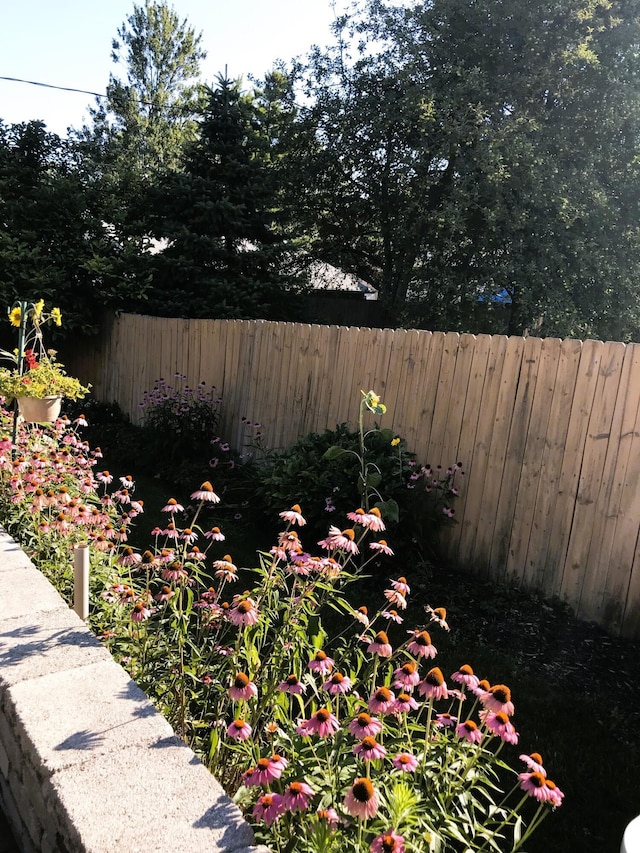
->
374;497;399;523
322;445;348;460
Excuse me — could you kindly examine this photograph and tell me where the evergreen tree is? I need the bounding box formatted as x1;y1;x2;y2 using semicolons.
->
145;76;299;318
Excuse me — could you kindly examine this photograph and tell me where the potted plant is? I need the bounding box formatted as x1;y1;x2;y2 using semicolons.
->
0;300;90;423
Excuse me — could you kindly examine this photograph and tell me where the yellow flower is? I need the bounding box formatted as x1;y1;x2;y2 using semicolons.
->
51;307;62;327
8;307;21;327
391;437;401;447
33;299;45;320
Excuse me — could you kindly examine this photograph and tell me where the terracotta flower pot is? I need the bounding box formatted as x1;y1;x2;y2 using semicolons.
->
17;396;62;423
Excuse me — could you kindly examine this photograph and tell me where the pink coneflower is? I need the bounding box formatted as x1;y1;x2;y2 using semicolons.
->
418;667;448;700
180;527;198;544
383;589;407;609
425;605;450;631
119;474;134;488
229;672;258;701
407;630;437;659
367;630;393;657
370;829;405;853
348;712;383;739
154;585;175;603
368;686;396;714
382;609;403;623
191;481;220;502
204;526;225;541
227;718;252;740
353;605;370;626
161;561;188;582
480;709;519;744
304;707;340;737
244;756;282;786
131;601;153;622
393;661;420;689
323;672;353;694
162;521;180;539
162;498;184;513
252;793;284;824
281;781;314;812
435;712;457;728
229;598;259;627
96;470;113;485
344;778;379;820
354;736;387;761
118;546;142;568
456;719;483;744
544;779;564;807
392;752;418;772
347;507;386;531
451;664;479;690
519;752;546;775
518;771;552;802
393;692;419;714
278;674;307;695
369;539;394;556
308;650;334;674
114;488;131;505
480;684;515;716
318;526;359;554
390;576;410;596
269;753;288;773
316;808;340;828
471;678;492;698
278;530;302;552
279;504;306;526
213;555;238;582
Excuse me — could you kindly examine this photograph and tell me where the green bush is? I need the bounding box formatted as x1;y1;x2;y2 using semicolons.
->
255;421;461;560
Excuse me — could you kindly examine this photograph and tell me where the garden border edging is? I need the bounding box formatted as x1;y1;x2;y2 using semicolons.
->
0;528;269;853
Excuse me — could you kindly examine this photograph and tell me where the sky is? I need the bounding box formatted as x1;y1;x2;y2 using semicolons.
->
0;0;345;136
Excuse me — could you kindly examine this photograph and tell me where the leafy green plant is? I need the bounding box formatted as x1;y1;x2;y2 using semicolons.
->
255;391;461;559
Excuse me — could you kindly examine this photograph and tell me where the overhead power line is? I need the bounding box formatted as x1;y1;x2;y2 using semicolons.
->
0;75;107;99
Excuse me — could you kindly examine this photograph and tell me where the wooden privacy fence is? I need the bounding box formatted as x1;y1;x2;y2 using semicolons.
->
71;314;640;638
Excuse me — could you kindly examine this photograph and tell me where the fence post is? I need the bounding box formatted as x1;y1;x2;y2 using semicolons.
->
73;543;89;620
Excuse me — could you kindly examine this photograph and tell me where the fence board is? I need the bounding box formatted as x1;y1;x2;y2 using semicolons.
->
66;314;640;637
507;337;561;584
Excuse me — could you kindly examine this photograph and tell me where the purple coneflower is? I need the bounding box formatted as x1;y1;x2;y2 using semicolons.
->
318;526;359;554
161;561;188;582
131;601;153;622
278;530;302;552
278;674;306;695
368;686;396;714
227;718;252;740
393;661;420;689
391;752;418;772
367;630;393;657
425;605;450;631
417;667;448;700
279;504;306;526
348;712;383;739
382;609;403;623
96;470;113;484
407;629;437;658
229;598;259;627
162;498;184;513
435;712;457;728
229;672;258;701
344;778;379;820
353;605;370;626
544;779;564;807
244;757;282;786
213;555;238;582
519;752;546;775
180;527;198;544
518;771;552;802
370;829;405;853
322;672;352;695
480;683;515;716
308;650;334;674
456;719;482;744
154;585;175;603
393;692;419;714
252;793;284;824
451;664;479;690
347;507;386;531
281;781;314;812
304;707;340;737
480;709;519;744
191;481;220;502
353;736;386;761
369;539;394;556
204;526;225;541
316;808;340;828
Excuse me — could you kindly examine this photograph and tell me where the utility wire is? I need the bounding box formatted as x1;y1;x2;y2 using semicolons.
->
0;76;107;99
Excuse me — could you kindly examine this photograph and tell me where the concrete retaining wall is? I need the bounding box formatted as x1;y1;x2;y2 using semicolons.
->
0;530;269;853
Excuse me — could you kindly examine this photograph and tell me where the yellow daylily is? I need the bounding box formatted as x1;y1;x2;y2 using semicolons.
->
51;307;62;327
33;299;45;320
